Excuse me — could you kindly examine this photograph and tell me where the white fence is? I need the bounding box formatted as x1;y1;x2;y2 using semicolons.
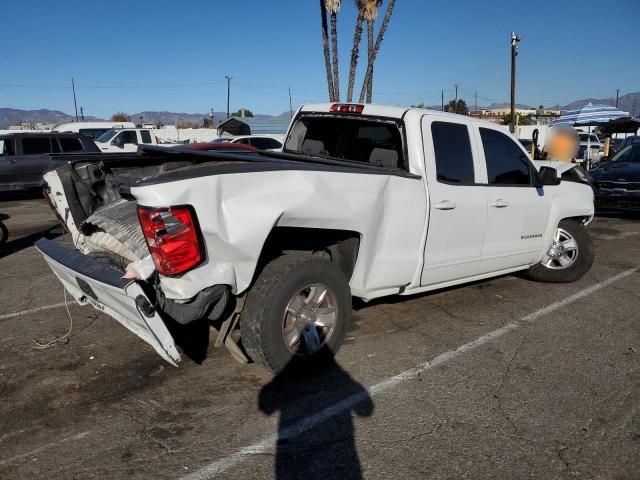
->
153;128;218;144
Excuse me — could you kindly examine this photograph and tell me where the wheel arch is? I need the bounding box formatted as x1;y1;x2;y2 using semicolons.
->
253;226;361;284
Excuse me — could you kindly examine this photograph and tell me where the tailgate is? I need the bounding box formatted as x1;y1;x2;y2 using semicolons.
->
35;238;180;366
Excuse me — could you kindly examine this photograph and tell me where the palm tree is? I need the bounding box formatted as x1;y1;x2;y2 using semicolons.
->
362;0;382;103
347;1;366;102
325;0;342;101
320;0;335;101
359;0;396;103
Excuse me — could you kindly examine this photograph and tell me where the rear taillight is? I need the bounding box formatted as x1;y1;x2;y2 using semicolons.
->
330;103;365;113
137;205;204;276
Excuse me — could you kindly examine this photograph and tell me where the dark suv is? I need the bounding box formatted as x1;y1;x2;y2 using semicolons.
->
0;132;100;191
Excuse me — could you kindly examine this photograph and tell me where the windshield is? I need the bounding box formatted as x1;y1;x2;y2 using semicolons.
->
284;115;404;168
609;143;640;163
96;129;119;143
210;138;232;143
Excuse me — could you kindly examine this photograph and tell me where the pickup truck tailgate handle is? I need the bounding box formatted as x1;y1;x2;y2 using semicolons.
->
434;201;456;210
490;199;509;208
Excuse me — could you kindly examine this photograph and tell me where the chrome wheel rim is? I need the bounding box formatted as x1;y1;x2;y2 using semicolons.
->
542;227;579;270
282;283;337;356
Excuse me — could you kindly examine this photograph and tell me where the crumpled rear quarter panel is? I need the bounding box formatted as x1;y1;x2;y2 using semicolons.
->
131;170;426;300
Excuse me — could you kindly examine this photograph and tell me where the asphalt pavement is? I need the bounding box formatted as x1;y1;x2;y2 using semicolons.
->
0;197;638;480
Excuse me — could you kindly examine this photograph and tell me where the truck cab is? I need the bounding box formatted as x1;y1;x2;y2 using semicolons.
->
94;128;158;153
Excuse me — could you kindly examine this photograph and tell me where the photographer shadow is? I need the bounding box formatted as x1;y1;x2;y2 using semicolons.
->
259;355;374;480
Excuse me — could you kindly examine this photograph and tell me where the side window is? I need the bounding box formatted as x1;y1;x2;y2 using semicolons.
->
3;139;15;156
431;122;475;184
22;137;55;155
140;130;152;144
235;138;251;145
250;138;282;150
117;131;138;145
59;138;83;152
480;128;532;185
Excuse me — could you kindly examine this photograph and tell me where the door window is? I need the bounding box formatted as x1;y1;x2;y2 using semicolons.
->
116;131;138;146
59;138;84;152
431;122;475;184
22;137;55;155
140;130;152;144
480;128;532;185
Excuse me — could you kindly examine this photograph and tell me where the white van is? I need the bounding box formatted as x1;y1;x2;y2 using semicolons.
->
53;121;136;140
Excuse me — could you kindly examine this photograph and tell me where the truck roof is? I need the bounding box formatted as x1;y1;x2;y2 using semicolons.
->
0;131;90;140
299;103;507;127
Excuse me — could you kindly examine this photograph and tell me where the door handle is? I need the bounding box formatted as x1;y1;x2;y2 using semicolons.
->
434;201;456;210
8;159;17;164
490;199;509;208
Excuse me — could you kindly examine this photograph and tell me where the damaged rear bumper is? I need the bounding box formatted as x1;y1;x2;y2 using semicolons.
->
35;238;182;366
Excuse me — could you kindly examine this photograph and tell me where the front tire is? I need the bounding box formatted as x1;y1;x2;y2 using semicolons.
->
240;255;351;374
524;219;594;283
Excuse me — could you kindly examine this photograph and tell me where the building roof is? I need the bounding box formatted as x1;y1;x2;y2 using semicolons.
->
217;116;291;136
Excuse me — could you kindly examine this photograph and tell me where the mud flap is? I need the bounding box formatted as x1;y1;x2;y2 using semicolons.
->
35;238;181;366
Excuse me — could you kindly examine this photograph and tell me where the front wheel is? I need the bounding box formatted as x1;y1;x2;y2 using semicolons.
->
524;219;594;283
240;255;351;374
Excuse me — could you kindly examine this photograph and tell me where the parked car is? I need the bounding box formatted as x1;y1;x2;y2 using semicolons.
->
576;132;603;163
37;103;594;373
590;141;640;212
53;121;136;140
94;128;160;153
211;135;285;151
0;132;100;191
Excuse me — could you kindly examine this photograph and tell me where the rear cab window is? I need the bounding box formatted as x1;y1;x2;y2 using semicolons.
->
284;115;405;169
431;121;475;184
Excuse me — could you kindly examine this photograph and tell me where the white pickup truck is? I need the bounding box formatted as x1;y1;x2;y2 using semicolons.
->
37;103;595;374
94;128;160;153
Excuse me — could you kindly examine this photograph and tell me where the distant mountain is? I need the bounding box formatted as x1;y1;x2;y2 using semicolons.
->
129;110;291;127
0;108;290;129
0;108;101;128
2;92;637;129
559;92;640;114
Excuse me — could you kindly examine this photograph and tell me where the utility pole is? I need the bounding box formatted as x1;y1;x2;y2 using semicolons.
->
289;85;293;119
210;108;215;128
510;32;523;133
80;106;84;121
474;90;478;114
454;84;459;114
615;88;620;108
72;78;79;122
441;90;444;112
225;75;233;119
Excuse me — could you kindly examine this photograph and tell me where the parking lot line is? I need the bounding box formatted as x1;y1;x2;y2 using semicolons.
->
0;302;72;322
181;266;640;480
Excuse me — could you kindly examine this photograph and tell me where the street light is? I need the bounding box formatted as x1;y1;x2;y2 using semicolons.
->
510;32;523;134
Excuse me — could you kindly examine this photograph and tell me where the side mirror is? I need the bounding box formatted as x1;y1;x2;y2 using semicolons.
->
536;166;561;187
599;156;609;162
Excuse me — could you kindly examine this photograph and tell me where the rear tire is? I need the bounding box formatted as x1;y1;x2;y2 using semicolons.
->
0;221;8;246
524;219;594;283
240;255;351;374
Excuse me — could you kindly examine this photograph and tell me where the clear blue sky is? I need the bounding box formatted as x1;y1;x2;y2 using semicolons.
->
1;0;638;118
